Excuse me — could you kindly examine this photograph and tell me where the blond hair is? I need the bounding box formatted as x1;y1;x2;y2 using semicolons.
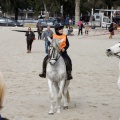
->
0;72;5;109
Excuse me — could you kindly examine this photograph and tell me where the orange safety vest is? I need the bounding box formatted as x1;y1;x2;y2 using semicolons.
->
53;34;66;50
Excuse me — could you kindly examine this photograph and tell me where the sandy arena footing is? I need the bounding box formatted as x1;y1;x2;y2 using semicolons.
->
0;27;120;120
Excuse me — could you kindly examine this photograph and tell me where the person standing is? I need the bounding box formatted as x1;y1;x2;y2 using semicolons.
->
78;19;83;35
41;25;53;54
25;27;35;53
84;22;89;35
37;25;43;40
65;16;69;28
108;22;114;39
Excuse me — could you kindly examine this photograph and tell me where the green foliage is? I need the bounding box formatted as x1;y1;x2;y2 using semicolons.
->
0;0;120;19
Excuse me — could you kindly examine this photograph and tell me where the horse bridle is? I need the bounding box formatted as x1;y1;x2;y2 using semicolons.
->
48;45;61;64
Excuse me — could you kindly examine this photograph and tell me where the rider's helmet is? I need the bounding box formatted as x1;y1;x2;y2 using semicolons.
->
55;23;64;34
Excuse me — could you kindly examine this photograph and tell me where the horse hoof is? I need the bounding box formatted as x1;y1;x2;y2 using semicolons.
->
48;113;54;115
63;106;68;109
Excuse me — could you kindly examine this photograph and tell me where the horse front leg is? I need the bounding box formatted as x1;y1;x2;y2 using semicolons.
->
58;80;65;99
57;80;65;113
53;82;59;109
48;79;54;114
63;80;70;109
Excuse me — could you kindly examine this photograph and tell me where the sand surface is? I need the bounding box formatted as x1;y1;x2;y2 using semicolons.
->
0;27;120;120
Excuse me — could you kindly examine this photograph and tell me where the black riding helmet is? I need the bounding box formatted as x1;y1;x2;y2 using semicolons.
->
55;23;64;34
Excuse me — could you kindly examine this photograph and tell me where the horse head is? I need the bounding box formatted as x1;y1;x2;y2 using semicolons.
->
106;42;120;57
47;37;63;65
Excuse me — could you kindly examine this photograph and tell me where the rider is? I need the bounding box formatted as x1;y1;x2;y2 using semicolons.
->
39;23;73;80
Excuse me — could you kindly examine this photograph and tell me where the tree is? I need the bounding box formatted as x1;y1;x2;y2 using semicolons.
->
80;0;105;16
0;0;28;20
75;0;80;27
41;0;60;18
0;0;120;20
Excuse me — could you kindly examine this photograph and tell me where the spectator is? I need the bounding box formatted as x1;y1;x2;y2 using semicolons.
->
65;17;69;28
41;26;53;54
67;26;73;36
84;22;89;35
25;27;35;53
78;20;84;35
37;25;43;40
108;22;115;39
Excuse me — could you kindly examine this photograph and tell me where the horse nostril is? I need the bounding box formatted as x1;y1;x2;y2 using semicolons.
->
107;49;111;52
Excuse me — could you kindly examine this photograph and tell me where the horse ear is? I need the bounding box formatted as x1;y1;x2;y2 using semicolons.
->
59;38;64;43
47;37;52;43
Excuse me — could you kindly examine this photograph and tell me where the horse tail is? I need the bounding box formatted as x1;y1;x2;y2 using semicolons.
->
67;90;70;103
0;72;5;109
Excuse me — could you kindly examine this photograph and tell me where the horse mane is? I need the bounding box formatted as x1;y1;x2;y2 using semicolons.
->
0;72;5;109
51;38;60;51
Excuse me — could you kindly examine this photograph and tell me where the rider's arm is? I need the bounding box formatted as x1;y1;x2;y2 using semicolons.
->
64;36;69;51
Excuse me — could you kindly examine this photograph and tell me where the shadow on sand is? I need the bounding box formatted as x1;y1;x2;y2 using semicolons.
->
1;117;9;120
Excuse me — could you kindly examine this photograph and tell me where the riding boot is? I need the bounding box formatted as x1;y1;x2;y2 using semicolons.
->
63;56;73;80
67;69;73;80
67;60;73;80
39;55;48;78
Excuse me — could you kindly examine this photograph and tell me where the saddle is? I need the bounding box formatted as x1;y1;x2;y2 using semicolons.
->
39;55;73;80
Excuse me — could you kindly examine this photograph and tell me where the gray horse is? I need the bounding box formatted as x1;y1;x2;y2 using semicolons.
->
46;37;70;114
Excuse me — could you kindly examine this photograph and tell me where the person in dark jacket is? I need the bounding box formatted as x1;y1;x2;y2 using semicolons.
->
25;27;35;53
39;23;73;80
78;23;84;35
109;22;115;39
65;16;69;28
37;24;43;40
